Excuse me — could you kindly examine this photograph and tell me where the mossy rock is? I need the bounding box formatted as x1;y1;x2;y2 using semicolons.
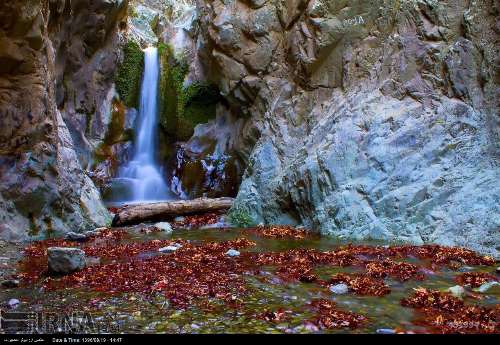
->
92;99;131;171
115;41;144;108
158;44;221;142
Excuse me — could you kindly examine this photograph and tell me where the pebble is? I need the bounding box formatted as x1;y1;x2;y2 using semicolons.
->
226;249;240;257
1;279;20;288
376;328;396;334
447;285;465;298
7;298;20;309
476;281;500;293
329;283;349;295
153;222;173;233
158;244;181;253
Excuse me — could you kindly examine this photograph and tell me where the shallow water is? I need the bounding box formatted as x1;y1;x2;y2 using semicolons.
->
2;227;498;334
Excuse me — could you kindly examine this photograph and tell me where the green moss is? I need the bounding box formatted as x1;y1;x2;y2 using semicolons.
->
116;41;144;108
228;205;255;228
158;44;220;142
93;100;130;169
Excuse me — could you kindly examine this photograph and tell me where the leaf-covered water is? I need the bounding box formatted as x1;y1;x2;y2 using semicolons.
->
2;226;498;334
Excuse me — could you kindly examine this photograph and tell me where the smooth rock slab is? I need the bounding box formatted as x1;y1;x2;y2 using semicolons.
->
47;247;86;274
329;283;349;294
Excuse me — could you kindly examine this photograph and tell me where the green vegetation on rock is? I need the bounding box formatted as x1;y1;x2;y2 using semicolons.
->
228;205;255;228
115;41;144;109
93;100;131;168
158;44;220;142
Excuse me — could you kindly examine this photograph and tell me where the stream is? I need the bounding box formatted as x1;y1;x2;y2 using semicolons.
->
1;223;498;334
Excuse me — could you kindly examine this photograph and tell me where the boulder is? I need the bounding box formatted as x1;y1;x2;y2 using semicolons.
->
47;247;86;274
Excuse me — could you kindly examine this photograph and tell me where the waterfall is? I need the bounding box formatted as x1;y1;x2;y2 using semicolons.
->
117;47;172;202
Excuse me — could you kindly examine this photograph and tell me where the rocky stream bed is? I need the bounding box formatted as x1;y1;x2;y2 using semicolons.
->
0;213;498;334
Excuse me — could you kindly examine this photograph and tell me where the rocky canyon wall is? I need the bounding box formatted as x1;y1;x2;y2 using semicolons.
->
0;0;129;240
189;0;499;256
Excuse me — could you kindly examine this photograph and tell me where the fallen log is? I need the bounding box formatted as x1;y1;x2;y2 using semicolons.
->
112;197;234;227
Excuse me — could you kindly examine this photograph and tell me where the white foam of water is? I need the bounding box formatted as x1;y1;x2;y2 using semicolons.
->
118;47;174;202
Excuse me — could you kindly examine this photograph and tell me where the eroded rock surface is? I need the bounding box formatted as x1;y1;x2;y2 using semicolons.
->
0;0;128;240
187;0;499;256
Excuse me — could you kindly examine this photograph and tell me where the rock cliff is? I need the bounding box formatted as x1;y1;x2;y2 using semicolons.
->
0;0;128;240
186;0;499;256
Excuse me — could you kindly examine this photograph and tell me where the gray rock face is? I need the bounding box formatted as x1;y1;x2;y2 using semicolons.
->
0;0;126;240
191;0;500;257
47;247;86;274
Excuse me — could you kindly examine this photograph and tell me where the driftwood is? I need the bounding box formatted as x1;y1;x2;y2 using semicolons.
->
112;197;234;227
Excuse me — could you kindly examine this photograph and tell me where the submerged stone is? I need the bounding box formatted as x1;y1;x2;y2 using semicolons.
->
47;247;86;274
476;281;500;293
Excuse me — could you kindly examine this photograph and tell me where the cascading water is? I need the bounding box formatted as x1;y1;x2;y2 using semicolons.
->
117;47;173;202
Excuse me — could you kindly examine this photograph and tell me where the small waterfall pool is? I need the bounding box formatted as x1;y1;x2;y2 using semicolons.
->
111;47;175;204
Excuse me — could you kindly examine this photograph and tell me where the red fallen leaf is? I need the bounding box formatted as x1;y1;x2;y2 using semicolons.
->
365;259;424;282
309;299;367;329
39;238;256;309
249;225;308;240
401;288;499;334
171;211;224;229
455;272;498;288
391;245;495;266
327;273;390;296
